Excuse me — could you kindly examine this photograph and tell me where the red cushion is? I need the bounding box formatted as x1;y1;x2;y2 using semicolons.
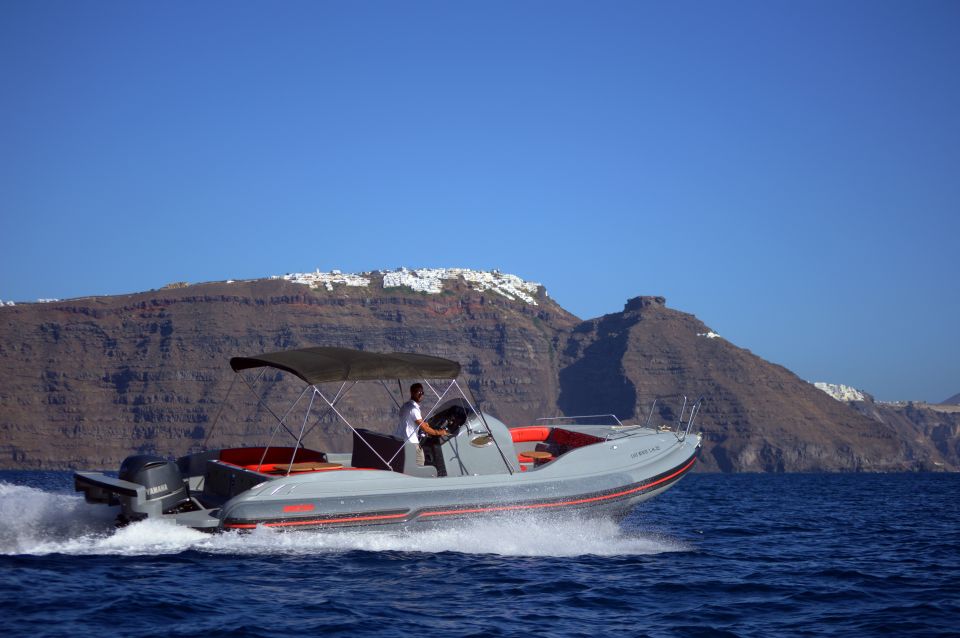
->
550;429;603;448
510;426;552;443
219;447;325;467
245;464;362;474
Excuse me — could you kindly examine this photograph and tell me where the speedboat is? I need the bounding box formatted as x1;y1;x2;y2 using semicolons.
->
74;347;703;531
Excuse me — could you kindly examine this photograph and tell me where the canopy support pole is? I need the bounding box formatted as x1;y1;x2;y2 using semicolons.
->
256;384;311;471
238;372;301;443
381;379;402;409
314;388;394;470
462;381;514;475
200;372;239;451
283;387;318;475
301;381;353;441
420;379;456;418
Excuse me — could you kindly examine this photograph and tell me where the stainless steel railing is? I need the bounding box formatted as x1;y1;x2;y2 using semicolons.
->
534;397;704;442
535;414;625;427
675;395;704;442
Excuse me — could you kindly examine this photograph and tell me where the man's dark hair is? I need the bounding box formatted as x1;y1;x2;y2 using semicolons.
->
410;383;423;394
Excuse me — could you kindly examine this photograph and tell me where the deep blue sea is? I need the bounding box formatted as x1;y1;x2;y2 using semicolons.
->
1;472;957;637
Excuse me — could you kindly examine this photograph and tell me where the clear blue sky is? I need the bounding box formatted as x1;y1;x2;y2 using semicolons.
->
1;1;957;402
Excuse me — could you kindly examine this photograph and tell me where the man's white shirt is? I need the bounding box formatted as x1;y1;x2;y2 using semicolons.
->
396;399;422;443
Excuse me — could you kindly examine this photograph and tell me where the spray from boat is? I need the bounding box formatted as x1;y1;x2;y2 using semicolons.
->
1;481;689;557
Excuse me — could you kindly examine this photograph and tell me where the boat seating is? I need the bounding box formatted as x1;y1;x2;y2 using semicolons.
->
511;427;551;470
518;450;554;469
510;426;604;467
549;429;604;452
351;428;437;478
202;460;274;503
266;461;343;474
218;447;327;473
510;426;552;443
518;450;554;461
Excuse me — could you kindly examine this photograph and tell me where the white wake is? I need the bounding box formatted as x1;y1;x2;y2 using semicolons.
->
0;482;688;557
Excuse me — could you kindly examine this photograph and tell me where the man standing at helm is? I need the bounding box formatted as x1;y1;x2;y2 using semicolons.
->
396;383;448;466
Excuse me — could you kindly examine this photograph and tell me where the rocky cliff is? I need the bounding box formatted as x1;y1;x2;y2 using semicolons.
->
846;399;960;471
556;296;935;471
0;273;576;470
0;270;950;472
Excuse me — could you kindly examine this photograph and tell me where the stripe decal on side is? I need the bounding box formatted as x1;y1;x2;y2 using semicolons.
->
420;455;697;519
224;511;409;530
223;453;697;530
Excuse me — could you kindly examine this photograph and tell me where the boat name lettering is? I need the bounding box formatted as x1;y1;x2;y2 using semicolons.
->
146;484;168;495
630;446;661;459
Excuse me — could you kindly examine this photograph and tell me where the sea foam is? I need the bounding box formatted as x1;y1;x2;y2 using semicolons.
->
0;482;686;558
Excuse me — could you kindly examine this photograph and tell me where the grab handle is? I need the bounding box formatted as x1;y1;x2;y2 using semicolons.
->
677;396;704;442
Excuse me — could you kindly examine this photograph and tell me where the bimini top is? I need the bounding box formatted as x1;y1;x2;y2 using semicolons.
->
229;347;461;386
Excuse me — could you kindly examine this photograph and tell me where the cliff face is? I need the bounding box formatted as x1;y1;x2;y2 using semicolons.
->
0;275;577;470
847;400;960;471
557;297;925;472
0;275;949;472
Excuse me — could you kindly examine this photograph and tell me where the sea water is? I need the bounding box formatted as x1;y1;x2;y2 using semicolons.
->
1;472;957;637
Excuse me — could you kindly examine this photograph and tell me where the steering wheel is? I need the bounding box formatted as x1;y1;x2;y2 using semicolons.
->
427;405;467;437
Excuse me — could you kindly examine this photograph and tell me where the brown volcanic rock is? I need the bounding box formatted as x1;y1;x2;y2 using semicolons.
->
0;280;947;472
558;297;912;472
848;399;960;470
0;276;576;470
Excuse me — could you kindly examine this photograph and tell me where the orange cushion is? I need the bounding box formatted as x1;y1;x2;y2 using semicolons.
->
245;463;280;472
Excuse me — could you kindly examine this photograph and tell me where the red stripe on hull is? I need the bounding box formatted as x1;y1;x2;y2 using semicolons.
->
223;455;697;530
225;511;408;530
421;455;696;518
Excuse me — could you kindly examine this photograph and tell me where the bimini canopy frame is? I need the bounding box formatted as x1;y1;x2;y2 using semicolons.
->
208;347;518;476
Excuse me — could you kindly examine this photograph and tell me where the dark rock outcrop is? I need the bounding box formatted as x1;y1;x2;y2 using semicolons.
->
847;399;960;471
558;297;919;472
0;279;950;472
0;276;576;469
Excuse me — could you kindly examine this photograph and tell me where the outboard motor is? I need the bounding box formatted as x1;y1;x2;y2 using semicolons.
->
117;454;190;515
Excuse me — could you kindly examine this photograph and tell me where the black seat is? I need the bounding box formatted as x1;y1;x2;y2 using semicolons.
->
351;429;437;477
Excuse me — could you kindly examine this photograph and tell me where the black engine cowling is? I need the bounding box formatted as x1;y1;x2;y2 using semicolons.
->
118;454;189;513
